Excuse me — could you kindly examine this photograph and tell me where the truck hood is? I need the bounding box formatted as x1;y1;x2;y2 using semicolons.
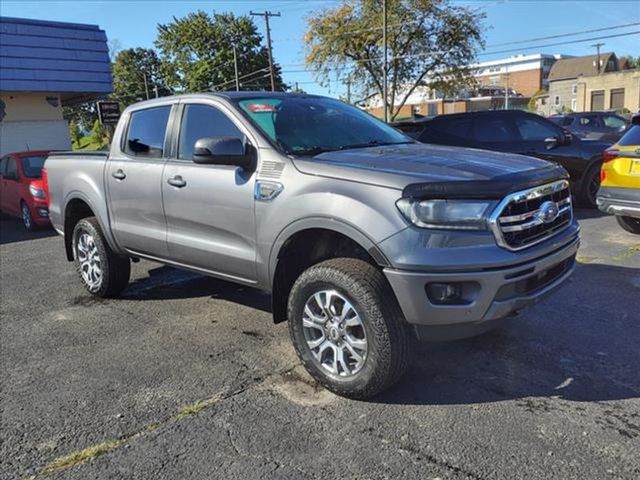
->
292;143;559;191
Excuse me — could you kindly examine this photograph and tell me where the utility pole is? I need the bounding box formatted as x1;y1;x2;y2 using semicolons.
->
382;0;388;122
142;72;150;100
591;42;605;74
232;43;240;91
251;10;281;91
346;77;352;104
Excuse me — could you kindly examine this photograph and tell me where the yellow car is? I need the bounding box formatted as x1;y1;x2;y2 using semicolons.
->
597;117;640;234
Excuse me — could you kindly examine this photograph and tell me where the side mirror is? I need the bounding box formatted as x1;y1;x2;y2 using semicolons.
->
192;136;253;169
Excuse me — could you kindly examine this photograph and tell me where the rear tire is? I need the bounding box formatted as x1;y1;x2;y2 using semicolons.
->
616;215;640;235
72;217;130;297
577;163;601;208
287;258;412;399
21;202;36;231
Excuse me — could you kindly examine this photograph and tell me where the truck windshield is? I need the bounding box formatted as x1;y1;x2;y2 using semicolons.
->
235;96;412;155
20;155;47;178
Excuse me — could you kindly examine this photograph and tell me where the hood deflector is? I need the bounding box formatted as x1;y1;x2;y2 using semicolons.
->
402;164;569;200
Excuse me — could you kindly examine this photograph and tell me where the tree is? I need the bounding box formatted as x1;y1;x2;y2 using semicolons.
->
619;55;640;70
63;103;98;132
90;120;109;148
69;121;83;146
305;0;485;120
112;48;171;107
155;11;286;93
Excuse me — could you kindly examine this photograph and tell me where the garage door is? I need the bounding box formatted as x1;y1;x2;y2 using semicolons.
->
591;90;605;110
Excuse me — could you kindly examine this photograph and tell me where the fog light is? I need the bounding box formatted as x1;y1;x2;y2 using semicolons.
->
426;283;462;304
36;208;49;218
425;282;479;306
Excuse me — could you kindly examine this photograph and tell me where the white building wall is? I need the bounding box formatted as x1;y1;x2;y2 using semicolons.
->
0;120;71;156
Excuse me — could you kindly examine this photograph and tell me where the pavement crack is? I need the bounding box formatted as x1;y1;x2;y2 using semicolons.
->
33;364;297;478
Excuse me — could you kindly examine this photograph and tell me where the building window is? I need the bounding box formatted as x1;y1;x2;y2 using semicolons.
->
571;99;577;111
610;88;625;110
572;84;577;95
591;90;605;111
554;96;560;106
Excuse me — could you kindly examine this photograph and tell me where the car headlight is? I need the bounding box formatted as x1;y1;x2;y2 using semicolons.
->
29;185;46;199
396;198;496;230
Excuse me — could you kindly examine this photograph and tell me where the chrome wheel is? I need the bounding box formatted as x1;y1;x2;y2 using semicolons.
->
76;232;102;291
302;290;368;377
22;203;32;230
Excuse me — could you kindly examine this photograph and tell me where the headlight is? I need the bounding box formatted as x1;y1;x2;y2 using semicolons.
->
29;185;46;199
396;198;496;230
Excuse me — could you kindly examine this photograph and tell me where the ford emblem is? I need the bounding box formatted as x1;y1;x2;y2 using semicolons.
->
538;201;560;224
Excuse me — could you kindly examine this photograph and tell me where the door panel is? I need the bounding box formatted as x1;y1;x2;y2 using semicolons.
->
163;162;257;280
4;157;22;216
107;105;172;257
162;102;257;282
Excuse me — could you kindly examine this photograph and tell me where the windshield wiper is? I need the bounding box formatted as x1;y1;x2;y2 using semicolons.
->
338;140;413;150
289;146;339;156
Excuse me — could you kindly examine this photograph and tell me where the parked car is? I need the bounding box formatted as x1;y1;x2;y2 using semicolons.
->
0;150;52;230
44;93;579;398
597;116;640;234
549;111;628;143
393;110;610;207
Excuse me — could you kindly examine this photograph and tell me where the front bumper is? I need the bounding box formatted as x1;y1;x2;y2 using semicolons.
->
597;187;640;219
384;235;579;337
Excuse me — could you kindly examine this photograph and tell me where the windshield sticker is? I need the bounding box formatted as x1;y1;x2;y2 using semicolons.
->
245;103;277;113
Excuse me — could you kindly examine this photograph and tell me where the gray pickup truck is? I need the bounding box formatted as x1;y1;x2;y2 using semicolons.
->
45;92;579;398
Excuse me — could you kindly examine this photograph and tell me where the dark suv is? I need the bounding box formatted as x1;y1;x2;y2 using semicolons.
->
393;110;610;207
549;112;628;143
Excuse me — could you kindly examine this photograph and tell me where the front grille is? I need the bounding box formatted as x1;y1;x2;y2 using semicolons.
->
491;180;572;251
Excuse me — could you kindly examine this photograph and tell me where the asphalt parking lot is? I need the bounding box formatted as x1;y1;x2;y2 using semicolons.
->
1;210;639;480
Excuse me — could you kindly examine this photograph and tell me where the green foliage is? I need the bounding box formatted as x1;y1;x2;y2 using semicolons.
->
90;120;109;149
113;48;171;107
619;55;640;70
155;11;285;92
63;103;98;132
305;0;485;120
68;121;83;145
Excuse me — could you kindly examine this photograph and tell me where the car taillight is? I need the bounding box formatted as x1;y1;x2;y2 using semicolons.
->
603;148;619;163
42;167;51;207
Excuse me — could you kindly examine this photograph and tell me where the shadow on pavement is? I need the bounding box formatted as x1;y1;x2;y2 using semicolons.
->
377;262;640;406
574;207;606;220
118;260;639;406
123;265;271;313
0;218;56;245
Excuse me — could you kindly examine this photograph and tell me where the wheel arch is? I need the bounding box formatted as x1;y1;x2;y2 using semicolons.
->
62;194;117;261
268;219;390;324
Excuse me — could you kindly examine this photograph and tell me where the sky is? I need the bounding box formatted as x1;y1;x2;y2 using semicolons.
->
2;0;639;98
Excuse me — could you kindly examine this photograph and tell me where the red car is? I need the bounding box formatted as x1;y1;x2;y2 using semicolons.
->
0;150;52;230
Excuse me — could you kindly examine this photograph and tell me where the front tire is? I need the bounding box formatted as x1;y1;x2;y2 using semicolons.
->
72;217;130;297
578;163;601;208
21;202;36;231
616;215;640;235
287;258;412;399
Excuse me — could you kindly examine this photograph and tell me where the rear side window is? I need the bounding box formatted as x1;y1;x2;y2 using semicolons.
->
178;104;244;160
124;106;171;157
602;115;626;129
618;125;640;146
471;117;517;143
419;117;472;145
0;156;6;177
5;157;18;179
578;115;597;126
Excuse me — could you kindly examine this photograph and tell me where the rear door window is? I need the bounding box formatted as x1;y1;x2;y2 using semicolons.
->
124;106;171;158
20;155;47;178
471;117;518;143
602;115;626;130
5;157;19;180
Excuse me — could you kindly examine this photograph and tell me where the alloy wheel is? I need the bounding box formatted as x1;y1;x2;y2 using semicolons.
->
22;204;32;230
302;290;368;377
76;232;103;291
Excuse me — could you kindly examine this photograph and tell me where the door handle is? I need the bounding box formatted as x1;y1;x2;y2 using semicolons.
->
167;175;186;188
112;169;126;180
